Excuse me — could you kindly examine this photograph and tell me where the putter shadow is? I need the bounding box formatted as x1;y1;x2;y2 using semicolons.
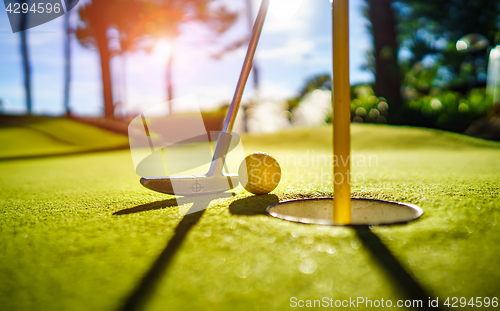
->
354;226;442;310
228;194;279;216
113;198;179;215
119;195;220;311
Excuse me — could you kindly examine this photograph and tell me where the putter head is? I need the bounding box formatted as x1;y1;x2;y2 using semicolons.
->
140;174;239;196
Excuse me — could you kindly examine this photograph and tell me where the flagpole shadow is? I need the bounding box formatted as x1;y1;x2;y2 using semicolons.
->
354;226;442;310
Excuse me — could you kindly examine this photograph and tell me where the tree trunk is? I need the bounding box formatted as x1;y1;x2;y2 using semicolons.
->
166;43;174;113
245;0;260;96
366;0;403;122
63;10;71;116
242;0;260;133
120;54;128;117
20;7;32;114
97;32;114;119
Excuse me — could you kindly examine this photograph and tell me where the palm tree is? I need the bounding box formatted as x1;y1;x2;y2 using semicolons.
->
365;0;403;122
76;1;117;119
63;0;77;116
210;0;256;131
245;0;260;98
19;2;32;114
149;0;238;112
113;1;158;117
76;0;236;118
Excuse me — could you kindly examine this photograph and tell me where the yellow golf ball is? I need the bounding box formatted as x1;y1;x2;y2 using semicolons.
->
238;152;281;195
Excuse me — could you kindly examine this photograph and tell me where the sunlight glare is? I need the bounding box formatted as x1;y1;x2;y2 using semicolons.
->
491;46;500;59
456;40;468;51
156;39;172;56
269;0;304;21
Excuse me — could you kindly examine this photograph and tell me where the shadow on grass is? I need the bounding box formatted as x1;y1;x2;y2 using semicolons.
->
113;198;179;215
114;192;238;216
228;194;278;216
119;195;222;311
118;195;438;309
354;226;442;310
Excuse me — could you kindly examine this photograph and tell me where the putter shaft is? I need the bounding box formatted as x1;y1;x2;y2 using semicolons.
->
140;0;269;195
223;0;269;133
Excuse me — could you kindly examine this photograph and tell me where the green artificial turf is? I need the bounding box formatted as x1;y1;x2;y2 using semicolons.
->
0;116;128;159
0;123;499;311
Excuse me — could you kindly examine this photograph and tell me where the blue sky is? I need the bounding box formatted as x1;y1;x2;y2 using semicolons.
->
0;0;374;116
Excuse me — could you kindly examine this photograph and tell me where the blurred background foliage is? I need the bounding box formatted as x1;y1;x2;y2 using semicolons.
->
285;0;500;140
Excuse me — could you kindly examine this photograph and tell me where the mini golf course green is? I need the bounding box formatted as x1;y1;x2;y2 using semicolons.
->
1;117;499;310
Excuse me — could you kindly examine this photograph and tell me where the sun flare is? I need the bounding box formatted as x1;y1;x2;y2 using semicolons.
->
269;0;304;21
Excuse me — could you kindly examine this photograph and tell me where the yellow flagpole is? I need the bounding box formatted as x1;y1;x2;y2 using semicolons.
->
332;0;351;224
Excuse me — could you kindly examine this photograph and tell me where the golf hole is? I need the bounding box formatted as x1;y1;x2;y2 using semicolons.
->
267;198;423;225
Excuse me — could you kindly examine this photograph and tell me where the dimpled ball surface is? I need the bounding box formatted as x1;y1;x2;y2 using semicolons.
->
238;152;281;195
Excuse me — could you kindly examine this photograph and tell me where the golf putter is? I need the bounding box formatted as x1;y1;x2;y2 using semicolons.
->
140;0;269;195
